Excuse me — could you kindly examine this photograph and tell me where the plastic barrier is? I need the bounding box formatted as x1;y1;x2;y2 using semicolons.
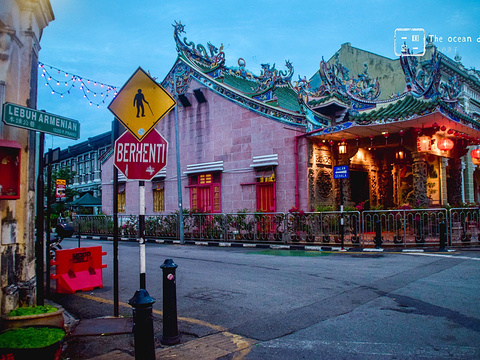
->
50;246;107;294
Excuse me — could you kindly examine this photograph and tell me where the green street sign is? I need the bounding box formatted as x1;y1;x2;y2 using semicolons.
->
2;103;80;140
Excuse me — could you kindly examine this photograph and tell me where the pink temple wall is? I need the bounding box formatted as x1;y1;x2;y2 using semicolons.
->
102;80;309;215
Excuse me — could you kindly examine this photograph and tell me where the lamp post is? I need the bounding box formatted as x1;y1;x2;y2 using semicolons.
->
173;72;185;245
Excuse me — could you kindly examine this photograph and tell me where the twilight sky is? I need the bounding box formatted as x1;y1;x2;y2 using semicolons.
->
37;0;480;149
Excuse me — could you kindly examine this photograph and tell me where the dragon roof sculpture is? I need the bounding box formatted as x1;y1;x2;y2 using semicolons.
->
166;22;475;132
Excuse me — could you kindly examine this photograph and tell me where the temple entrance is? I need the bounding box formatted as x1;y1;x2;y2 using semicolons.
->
350;170;369;206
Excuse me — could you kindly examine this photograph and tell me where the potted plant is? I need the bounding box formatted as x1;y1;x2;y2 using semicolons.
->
0;326;65;360
1;304;64;330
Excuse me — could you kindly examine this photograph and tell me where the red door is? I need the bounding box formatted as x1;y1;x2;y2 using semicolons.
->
257;183;276;212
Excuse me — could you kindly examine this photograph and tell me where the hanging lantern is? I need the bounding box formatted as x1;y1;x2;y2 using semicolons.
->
432;122;439;131
441;125;447;131
369;135;374;147
338;139;347;155
437;138;454;151
417;135;431;152
447;129;454;135
471;149;480;160
395;150;405;161
382;132;389;144
329;140;334;147
399;129;405;144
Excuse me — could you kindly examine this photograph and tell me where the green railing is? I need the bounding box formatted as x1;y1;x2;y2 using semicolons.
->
73;208;480;247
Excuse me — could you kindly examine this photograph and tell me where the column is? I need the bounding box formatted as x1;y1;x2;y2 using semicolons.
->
464;154;475;204
439;157;448;205
412;152;429;207
447;158;463;206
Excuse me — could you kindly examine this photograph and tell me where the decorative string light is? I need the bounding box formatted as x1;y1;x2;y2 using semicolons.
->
38;62;118;108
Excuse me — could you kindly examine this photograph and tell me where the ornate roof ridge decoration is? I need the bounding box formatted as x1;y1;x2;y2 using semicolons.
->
433;45;480;89
161;59;307;128
173;21;225;71
312;54;381;102
401;48;441;99
172;21;294;98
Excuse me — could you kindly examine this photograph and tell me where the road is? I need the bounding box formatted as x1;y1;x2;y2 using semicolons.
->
54;239;480;359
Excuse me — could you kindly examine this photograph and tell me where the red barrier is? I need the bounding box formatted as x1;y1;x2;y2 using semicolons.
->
50;246;107;294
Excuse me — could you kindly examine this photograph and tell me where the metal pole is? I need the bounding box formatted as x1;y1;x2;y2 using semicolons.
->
112;119;120;317
439;221;447;251
139;181;146;289
160;259;180;345
78;220;81;248
340;178;344;250
35;132;45;305
173;74;184;244
45;151;52;299
129;289;156;360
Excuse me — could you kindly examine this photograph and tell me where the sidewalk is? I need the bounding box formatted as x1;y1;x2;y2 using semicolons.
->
56;299;256;359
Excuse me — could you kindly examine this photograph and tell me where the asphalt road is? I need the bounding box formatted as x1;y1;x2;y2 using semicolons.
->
53;239;480;359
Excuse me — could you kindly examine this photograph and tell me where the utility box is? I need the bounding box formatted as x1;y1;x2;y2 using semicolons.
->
0;140;21;200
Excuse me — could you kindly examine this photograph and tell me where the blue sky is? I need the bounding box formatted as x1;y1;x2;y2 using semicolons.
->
37;0;480;149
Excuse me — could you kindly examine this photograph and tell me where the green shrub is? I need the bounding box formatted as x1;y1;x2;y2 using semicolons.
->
0;327;64;348
8;305;57;317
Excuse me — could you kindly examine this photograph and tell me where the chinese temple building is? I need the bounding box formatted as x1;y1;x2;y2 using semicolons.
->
102;23;480;214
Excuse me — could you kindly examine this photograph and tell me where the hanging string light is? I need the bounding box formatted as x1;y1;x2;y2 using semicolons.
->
38;62;119;108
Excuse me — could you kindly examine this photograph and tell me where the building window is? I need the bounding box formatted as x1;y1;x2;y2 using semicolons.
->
189;172;221;213
256;172;276;212
118;183;126;213
153;181;165;212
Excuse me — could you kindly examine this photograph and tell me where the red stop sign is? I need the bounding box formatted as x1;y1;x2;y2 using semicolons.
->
114;129;168;180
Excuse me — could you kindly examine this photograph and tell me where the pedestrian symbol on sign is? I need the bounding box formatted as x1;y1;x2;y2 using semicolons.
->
133;89;153;118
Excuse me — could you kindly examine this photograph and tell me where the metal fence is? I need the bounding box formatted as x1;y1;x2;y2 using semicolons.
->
73;208;480;247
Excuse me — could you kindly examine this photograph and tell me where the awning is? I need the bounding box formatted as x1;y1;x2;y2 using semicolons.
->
69;193;101;207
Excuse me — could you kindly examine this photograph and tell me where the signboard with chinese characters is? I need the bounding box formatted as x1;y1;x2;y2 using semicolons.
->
2;103;80;140
56;179;66;198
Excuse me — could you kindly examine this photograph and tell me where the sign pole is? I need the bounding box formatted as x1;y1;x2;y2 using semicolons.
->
112;120;120;317
139;181;146;289
35;132;45;306
45;150;52;299
173;75;185;245
340;178;344;250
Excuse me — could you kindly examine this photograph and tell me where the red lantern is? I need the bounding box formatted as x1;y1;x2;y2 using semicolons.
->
432;122;439;131
437;138;454;151
440;125;447;131
447;129;454;135
471;149;480;159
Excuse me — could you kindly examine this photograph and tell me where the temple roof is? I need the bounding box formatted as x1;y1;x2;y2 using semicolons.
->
162;22;480;136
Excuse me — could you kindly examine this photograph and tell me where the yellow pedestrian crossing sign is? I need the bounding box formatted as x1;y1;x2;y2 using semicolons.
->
108;67;176;141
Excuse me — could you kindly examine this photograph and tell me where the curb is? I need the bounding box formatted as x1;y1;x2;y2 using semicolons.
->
76;235;458;253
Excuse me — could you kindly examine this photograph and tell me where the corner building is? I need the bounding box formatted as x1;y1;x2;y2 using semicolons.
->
102;23;480;215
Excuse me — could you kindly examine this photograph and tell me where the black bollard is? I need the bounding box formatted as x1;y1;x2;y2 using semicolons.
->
160;259;180;345
374;219;382;249
128;289;156;360
439;221;447;251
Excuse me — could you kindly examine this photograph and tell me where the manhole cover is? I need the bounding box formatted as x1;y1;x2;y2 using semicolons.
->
185;288;242;302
